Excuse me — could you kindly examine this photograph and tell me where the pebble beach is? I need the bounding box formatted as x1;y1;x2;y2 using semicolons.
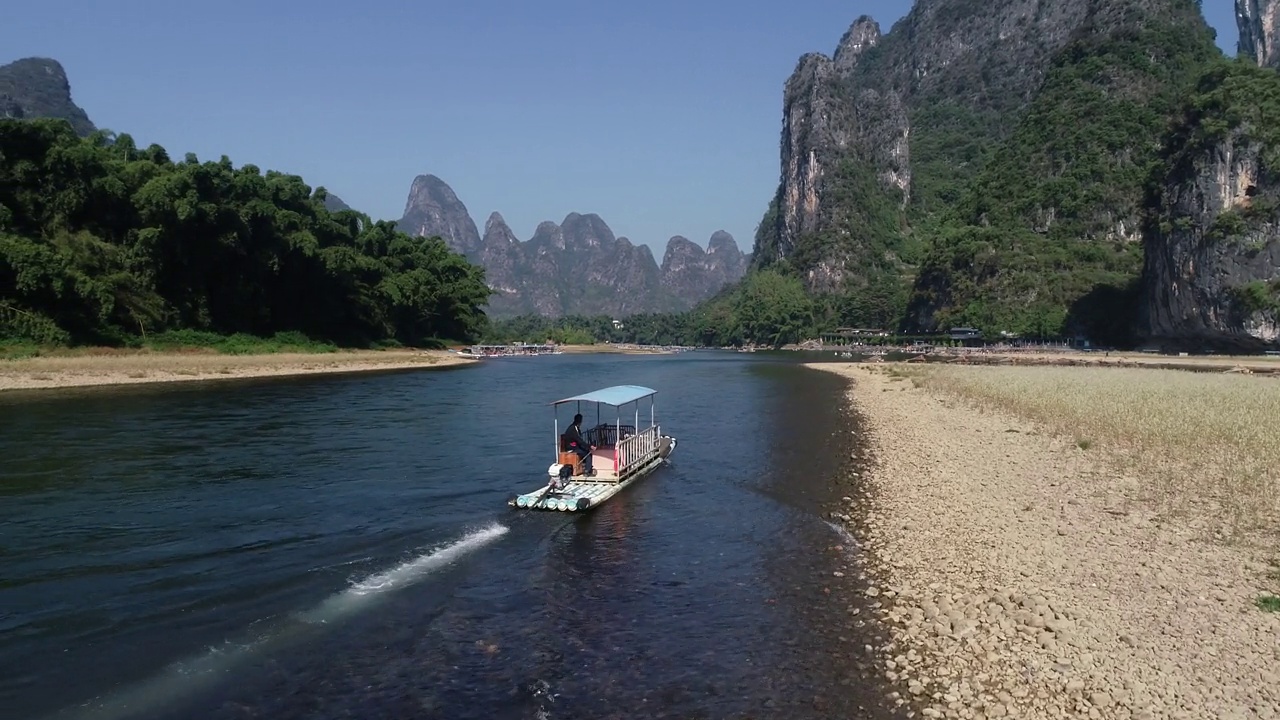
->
814;362;1280;720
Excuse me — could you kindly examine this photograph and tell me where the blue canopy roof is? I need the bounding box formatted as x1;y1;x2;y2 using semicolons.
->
552;385;657;407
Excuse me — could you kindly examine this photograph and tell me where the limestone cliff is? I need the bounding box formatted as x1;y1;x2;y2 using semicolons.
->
474;212;527;316
708;230;752;284
755;0;1225;342
660;231;750;308
395;174;482;257
1237;0;1280;68
1140;62;1280;352
755;1;1097;290
756;15;911;290
0;57;95;137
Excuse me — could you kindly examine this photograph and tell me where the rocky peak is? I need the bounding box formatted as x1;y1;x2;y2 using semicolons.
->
660;232;750;308
704;231;749;278
320;192;351;212
0;57;96;137
833;16;882;73
1237;0;1280;68
528;220;564;252
660;236;706;271
395;174;481;257
707;230;736;253
706;231;748;266
560;213;616;250
483;212;518;244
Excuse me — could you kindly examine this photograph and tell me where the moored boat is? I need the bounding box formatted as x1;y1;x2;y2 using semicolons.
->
508;384;677;512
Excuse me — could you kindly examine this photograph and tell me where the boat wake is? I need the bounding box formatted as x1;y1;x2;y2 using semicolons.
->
50;521;509;720
824;520;861;551
300;521;508;624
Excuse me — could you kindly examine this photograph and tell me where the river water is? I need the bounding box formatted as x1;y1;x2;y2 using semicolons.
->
0;351;900;720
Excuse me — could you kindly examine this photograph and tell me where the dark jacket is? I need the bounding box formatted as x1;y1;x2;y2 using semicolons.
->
563;422;589;450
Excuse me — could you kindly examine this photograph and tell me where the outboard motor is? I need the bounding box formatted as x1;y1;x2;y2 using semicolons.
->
547;462;574;491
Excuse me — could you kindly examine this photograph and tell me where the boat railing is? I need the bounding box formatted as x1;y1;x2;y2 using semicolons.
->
617;425;660;475
584;424;635;448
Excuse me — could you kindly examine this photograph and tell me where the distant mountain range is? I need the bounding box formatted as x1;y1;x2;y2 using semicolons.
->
394;174;750;318
0;56;749;320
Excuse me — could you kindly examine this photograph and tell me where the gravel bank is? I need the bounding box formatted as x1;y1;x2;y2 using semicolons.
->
0;349;476;392
813;363;1280;720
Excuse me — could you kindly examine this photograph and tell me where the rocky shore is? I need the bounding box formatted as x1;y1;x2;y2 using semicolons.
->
814;363;1280;720
0;349;476;392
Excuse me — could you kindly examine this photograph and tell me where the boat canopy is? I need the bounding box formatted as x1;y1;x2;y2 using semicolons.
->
552;385;656;407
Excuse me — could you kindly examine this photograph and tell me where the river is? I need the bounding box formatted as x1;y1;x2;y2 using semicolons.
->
0;351;901;720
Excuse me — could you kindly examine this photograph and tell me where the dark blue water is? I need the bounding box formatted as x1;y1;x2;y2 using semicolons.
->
0;352;900;720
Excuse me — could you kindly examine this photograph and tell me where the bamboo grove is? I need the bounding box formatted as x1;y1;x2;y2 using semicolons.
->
0;119;492;348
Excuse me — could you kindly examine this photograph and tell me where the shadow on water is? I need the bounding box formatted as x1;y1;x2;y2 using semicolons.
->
2;351;903;720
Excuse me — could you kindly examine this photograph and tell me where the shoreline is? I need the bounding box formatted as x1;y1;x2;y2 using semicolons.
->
817;347;1280;375
554;343;679;354
930;349;1280;375
811;362;1279;719
0;349;477;393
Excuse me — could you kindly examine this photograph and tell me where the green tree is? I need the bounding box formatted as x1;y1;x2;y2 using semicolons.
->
0;118;493;348
734;270;814;347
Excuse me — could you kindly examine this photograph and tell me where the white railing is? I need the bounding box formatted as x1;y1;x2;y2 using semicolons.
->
616;425;659;476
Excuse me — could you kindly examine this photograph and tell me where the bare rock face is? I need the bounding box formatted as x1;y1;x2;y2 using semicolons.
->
661;236;713;306
661;231;750;307
832;15;881;73
707;230;751;282
760;16;899;272
0;57;96;137
1237;0;1280;68
474;212;527;316
1141;73;1280;353
321;193;351;212
396;174;482;257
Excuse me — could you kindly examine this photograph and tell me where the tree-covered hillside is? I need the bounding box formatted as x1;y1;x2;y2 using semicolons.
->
747;0;1230;347
0;119;492;348
906;0;1221;344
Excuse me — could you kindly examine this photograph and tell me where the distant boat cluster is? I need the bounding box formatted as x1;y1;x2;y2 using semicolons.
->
455;343;563;358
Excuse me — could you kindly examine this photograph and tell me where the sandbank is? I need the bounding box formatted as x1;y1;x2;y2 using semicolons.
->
812;361;1280;719
0;349;476;392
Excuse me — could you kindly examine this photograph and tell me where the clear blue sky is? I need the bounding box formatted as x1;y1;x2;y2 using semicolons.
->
1;0;1238;257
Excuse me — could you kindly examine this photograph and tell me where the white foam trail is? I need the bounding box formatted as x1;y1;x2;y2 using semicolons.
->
299;521;508;624
51;522;508;720
825;520;860;551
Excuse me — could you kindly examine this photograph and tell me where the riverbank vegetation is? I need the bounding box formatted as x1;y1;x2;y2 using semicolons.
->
898;363;1279;542
485;269;819;348
0;119;492;351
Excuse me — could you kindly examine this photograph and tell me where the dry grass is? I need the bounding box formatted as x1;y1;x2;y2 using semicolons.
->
900;364;1280;544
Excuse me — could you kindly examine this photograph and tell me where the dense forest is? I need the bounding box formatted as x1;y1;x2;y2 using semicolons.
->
0;119;492;350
